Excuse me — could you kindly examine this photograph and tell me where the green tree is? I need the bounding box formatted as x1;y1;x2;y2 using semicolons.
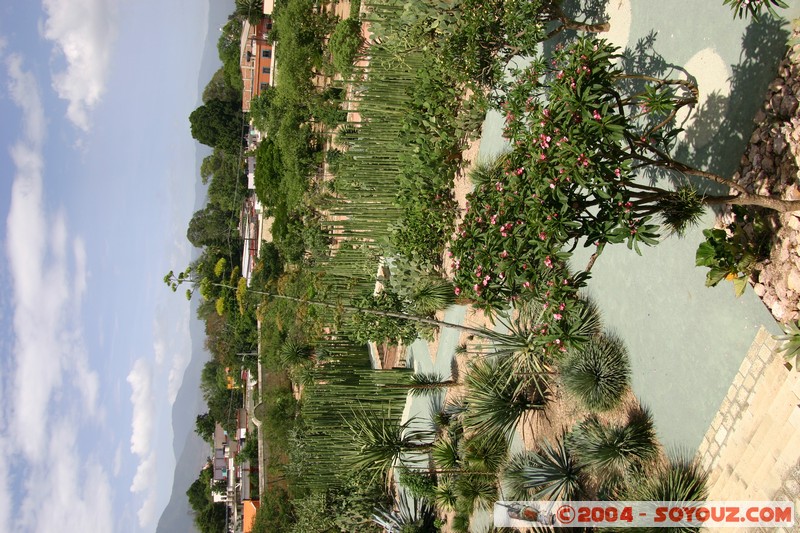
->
189;98;244;151
186;204;235;249
195;413;217;443
329;18;363;75
186;466;227;533
202;67;242;104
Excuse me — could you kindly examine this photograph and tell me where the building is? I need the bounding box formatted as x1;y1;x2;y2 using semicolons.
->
240;17;274;112
242;500;260;533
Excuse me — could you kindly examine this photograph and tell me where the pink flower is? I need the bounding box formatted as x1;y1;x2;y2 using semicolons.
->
490;214;498;225
614;168;621;178
544;256;553;269
515;167;524;175
500;250;509;258
523;281;531;289
454;287;462;296
559;303;565;311
539;231;547;240
482;275;491;286
553;313;563;321
592;110;602;120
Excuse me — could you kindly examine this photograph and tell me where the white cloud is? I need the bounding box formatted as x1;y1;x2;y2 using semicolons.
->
40;0;119;130
127;358;162;527
4;54;99;461
2;54;112;533
127;358;154;457
17;423;114;533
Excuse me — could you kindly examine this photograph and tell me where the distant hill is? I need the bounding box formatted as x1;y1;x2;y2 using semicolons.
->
156;1;233;532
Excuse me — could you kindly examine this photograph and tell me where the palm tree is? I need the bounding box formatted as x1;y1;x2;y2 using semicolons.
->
235;0;265;24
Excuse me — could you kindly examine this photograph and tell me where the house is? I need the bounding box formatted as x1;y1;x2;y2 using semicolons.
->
240;17;274;112
243;500;260;533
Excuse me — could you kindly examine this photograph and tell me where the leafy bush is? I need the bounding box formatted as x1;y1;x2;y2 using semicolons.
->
399;469;437;499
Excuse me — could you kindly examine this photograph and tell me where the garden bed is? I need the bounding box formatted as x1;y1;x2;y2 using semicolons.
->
734;30;800;323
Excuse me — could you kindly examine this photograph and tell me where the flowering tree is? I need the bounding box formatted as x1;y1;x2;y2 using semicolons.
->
451;37;800;312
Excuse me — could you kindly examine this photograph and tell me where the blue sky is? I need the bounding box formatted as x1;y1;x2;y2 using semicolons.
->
0;0;213;531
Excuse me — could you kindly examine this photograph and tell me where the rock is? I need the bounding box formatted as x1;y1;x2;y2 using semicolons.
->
774;135;787;155
762;155;775;172
790;271;800;293
788;215;800;231
772;300;788;320
754;283;767;297
781;95;799;117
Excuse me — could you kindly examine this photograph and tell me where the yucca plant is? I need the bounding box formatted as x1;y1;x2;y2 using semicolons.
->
432;436;461;470
570;407;659;477
433;475;459;511
463;358;548;442
456;473;498;511
617;454;708;533
503;437;586;502
461;432;509;474
345;410;433;482
406;372;457;397
775;319;800;369
277;339;314;367
561;333;631;412
409;278;457;315
657;184;706;237
469;154;508;187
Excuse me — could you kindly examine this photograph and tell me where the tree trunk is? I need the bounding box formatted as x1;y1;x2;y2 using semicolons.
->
217;283;491;336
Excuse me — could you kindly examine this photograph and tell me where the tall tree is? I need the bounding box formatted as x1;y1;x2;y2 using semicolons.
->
189;98;244;152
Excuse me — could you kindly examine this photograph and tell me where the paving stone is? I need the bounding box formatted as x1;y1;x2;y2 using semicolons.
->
744;374;757;391
751;358;765;376
710;440;721;457
760;344;775;363
734;372;746;388
740;356;753;376
730;401;742;420
715;427;728;446
783;478;800;496
738;386;750;405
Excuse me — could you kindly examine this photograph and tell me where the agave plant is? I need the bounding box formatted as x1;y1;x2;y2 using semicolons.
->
775;319;800;368
372;492;437;533
569;407;659;477
561;333;631;412
503;437;586;502
463;358;548;442
408;278;457;315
